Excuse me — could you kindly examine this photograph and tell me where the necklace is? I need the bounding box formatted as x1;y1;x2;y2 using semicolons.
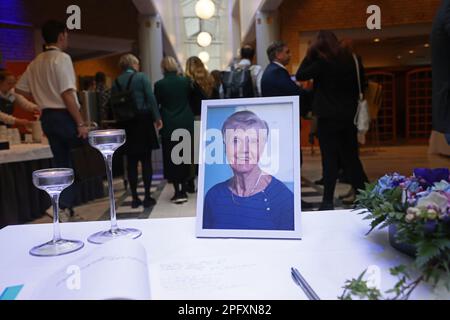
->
232;172;263;197
230;173;272;213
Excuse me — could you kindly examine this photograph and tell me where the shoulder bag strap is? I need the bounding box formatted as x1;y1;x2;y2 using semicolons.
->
126;73;137;90
115;73;137;92
352;54;364;100
114;78;123;92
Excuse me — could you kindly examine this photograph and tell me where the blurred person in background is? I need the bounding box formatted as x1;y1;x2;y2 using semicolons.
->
15;20;88;219
210;70;224;99
296;30;368;211
155;56;194;204
95;72;112;124
185;56;219;119
185;56;219;192
0;71;39;127
112;54;163;209
235;45;263;97
261;41;313;210
431;0;450;144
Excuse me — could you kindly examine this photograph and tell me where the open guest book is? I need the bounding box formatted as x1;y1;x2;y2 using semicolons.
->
18;237;305;300
28;239;151;300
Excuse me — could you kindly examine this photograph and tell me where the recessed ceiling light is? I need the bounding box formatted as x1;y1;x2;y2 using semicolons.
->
373;38;380;43
397;55;402;59
409;50;415;54
424;43;430;48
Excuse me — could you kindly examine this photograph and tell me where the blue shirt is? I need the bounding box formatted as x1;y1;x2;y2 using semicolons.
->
203;177;295;230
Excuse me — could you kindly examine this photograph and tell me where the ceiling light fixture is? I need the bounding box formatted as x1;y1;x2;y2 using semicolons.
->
373;38;380;43
198;51;210;63
197;31;212;47
195;0;216;20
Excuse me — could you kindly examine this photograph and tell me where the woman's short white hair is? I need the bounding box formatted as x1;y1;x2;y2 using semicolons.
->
119;54;139;71
222;111;269;140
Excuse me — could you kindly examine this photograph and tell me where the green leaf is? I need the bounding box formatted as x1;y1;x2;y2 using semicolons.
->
415;241;443;268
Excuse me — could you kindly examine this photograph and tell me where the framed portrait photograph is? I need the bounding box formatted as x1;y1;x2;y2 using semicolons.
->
196;96;302;239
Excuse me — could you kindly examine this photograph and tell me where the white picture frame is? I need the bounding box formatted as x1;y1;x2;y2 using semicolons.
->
195;96;302;239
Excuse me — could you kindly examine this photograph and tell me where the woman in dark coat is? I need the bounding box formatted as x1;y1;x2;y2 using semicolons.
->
296;30;368;211
155;57;195;204
184;56;219;192
431;0;450;138
185;56;219;118
112;54;163;209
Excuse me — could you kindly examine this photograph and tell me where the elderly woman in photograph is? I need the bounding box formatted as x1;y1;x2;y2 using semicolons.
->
203;111;294;230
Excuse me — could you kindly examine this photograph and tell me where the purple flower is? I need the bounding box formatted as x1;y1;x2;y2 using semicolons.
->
443;215;450;224
424;220;438;234
413;168;450;187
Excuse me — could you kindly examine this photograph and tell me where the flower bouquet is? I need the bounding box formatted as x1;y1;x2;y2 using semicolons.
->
341;168;450;300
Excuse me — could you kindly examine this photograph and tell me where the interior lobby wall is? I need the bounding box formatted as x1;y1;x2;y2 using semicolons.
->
74;54;123;87
279;0;442;72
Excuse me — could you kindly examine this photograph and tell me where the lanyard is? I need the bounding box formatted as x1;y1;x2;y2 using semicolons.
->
43;46;60;52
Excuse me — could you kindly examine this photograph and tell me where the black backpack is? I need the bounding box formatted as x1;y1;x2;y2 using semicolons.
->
110;73;137;122
222;66;255;99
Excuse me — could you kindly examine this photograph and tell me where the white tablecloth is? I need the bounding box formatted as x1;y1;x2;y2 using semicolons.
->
0;211;448;300
0;144;53;165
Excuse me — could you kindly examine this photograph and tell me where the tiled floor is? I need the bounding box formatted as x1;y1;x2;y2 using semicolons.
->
30;145;449;224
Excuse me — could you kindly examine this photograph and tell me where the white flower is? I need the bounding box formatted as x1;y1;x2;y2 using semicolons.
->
407;207;420;216
416;192;448;213
405;213;416;223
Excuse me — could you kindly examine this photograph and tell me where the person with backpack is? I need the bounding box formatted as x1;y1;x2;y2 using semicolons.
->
223;45;262;98
111;54;163;209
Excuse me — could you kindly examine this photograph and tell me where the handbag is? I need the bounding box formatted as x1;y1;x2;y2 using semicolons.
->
352;54;370;136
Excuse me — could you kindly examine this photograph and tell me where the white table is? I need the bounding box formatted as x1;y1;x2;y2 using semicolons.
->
0;143;53;165
0;211;448;300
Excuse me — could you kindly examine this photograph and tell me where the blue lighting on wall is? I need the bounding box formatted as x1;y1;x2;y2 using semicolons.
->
0;0;29;26
0;0;34;64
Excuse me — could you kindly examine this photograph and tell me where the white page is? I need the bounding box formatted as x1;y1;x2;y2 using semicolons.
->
30;239;150;300
149;254;305;300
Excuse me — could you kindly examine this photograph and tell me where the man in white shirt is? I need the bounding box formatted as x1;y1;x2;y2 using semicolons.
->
235;45;263;97
16;20;88;216
223;45;262;99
